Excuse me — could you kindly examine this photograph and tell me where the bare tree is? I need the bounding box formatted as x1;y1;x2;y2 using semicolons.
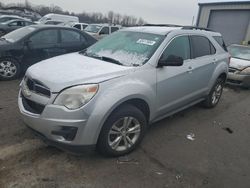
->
25;0;31;9
1;1;146;26
137;17;146;25
107;11;114;24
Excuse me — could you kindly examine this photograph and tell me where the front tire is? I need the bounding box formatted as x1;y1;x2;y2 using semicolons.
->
0;57;21;81
202;77;225;108
97;104;147;157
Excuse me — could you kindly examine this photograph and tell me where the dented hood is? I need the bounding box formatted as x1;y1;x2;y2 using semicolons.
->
26;53;134;92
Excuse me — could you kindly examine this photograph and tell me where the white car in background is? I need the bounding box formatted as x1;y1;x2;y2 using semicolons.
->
38;13;79;25
84;24;121;40
227;44;250;88
72;23;88;30
58;22;88;30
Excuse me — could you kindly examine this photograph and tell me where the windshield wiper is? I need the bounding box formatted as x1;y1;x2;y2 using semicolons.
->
81;51;123;66
100;56;123;66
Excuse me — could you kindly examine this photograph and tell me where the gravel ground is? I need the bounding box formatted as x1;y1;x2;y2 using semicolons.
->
0;80;250;188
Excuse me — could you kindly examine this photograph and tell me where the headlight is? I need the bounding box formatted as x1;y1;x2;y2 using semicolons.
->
240;67;250;75
54;84;98;110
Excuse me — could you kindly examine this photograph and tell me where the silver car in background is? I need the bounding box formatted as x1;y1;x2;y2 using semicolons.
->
18;25;229;156
227;44;250;88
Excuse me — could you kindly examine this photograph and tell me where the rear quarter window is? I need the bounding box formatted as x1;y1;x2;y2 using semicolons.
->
191;36;216;58
213;36;228;52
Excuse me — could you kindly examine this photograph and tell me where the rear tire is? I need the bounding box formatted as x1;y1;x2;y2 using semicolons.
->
0;57;21;81
97;104;147;157
202;77;225;108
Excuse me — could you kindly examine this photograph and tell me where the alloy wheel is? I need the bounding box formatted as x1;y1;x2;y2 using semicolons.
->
211;82;223;105
0;60;17;78
108;117;141;152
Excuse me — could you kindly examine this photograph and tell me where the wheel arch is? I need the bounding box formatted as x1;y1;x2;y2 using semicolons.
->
92;96;151;145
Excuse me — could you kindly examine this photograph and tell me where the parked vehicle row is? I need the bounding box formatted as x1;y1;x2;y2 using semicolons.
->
0;13;122;40
84;24;121;40
18;25;230;156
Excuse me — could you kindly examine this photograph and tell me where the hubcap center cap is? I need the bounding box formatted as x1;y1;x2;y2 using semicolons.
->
121;131;126;136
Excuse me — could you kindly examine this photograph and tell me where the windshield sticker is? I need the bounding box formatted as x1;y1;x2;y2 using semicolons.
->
136;39;156;46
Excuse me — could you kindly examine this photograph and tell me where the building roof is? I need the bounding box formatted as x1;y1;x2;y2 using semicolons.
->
198;0;250;6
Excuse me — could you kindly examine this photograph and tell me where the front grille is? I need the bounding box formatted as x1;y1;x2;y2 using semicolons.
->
26;78;51;98
21;93;45;114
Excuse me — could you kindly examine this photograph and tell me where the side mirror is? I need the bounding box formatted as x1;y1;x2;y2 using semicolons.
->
158;55;184;67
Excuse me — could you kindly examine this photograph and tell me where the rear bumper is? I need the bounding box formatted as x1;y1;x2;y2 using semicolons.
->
227;73;250;88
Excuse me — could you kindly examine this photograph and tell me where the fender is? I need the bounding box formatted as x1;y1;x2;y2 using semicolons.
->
207;59;228;95
79;73;157;145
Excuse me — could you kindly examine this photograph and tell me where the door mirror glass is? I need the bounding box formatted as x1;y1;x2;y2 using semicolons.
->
158;55;184;67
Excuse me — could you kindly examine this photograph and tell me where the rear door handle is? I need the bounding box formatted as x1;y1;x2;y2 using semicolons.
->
212;59;217;64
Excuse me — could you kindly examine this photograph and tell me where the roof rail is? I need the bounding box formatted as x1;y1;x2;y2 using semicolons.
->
182;26;214;32
143;24;182;28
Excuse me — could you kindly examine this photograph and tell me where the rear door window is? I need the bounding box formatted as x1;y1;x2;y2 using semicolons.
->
111;27;119;33
100;27;109;35
213;36;228;51
191;36;215;58
9;21;19;26
161;35;191;61
29;29;58;45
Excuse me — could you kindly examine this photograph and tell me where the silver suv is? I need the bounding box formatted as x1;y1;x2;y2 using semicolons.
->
18;25;229;156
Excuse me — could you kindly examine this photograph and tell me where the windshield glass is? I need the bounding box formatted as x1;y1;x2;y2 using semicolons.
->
3;26;36;43
228;45;250;61
84;31;164;66
84;25;102;33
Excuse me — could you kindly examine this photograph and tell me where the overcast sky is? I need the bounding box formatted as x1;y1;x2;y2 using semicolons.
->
2;0;248;24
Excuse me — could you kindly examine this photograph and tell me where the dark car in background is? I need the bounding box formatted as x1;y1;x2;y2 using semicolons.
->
0;25;97;80
0;15;28;23
0;19;35;36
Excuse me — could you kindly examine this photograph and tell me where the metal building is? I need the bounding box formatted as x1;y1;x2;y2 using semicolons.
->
196;1;250;45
